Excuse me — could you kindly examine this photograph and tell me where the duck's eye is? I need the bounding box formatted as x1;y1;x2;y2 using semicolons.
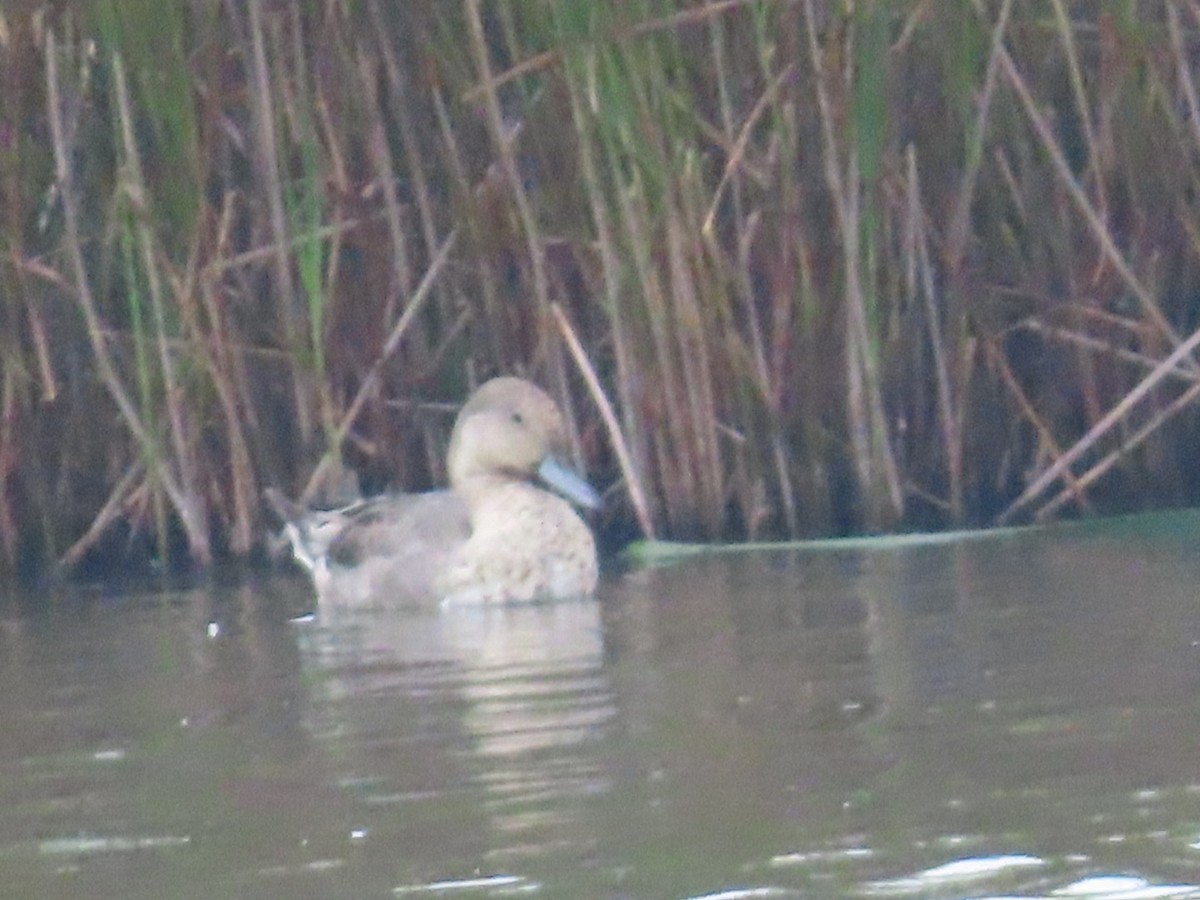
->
510;411;525;425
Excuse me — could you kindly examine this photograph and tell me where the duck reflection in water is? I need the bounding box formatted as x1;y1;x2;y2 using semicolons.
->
268;377;600;607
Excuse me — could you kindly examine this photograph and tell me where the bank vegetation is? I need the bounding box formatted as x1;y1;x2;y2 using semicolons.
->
3;0;1200;579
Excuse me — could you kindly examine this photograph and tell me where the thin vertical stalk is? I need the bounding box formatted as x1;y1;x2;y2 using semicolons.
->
429;80;506;365
283;4;338;445
356;49;414;312
999;321;1200;523
945;0;1014;274
618;179;695;528
1036;378;1200;521
666;176;724;533
975;0;1188;361
302;230;457;502
907;145;962;518
0;368;17;567
803;0;901;528
185;197;259;556
559;41;657;533
552;302;655;538
245;0;312;436
113;52;206;558
463;0;573;424
463;0;549;309
1048;0;1106;211
45;31;210;562
369;0;447;322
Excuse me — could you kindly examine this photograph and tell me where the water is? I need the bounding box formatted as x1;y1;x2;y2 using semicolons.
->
2;513;1200;899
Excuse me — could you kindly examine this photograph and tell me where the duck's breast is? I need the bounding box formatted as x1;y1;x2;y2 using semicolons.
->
438;483;597;604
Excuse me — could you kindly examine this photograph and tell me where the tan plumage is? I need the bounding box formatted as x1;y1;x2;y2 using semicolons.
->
269;377;599;607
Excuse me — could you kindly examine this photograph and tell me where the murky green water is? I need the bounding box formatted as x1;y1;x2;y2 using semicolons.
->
3;513;1200;899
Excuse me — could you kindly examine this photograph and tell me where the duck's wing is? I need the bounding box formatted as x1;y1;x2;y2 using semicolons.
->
321;490;471;604
269;488;473;604
325;490;470;568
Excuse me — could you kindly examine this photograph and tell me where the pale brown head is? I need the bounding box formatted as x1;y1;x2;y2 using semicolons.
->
446;378;598;509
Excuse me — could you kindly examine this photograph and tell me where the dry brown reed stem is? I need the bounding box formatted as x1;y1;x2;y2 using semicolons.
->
999;321;1200;524
0;371;17;565
617;185;698;531
427;78;506;364
558;47;656;526
368;0;446;322
113;54;205;558
59;461;144;569
1022;320;1199;385
551;302;656;539
301;230;459;504
1168;3;1200;153
729;207;801;536
17;277;57;402
45;33;211;564
906;146;962;518
1169;1;1200;263
723;9;804;535
722;173;802;533
977;0;1189;363
463;0;581;452
666;201;724;533
600;67;715;534
201;285;257;555
129;115;255;557
194;203;258;555
464;0;548;321
359;60;414;308
802;0;902;528
1036;377;1200;522
985;338;1091;517
1048;0;1107;215
945;0;1013;273
341;35;413;335
701;63;795;239
460;0;759;104
204;218;374;277
245;0;311;437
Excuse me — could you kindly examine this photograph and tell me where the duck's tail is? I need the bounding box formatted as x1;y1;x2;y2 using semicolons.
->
265;488;366;574
264;488;324;573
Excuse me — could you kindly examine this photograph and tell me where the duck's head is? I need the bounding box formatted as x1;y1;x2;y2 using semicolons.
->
447;377;599;509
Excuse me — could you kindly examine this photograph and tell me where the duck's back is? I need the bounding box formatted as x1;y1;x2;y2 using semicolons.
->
315;490;471;606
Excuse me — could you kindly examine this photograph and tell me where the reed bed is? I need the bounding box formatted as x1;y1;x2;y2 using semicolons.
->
3;1;1200;581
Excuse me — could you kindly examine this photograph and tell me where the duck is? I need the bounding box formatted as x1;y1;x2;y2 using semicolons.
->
267;377;600;607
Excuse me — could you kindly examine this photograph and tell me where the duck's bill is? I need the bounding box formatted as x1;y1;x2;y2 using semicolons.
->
537;456;601;510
